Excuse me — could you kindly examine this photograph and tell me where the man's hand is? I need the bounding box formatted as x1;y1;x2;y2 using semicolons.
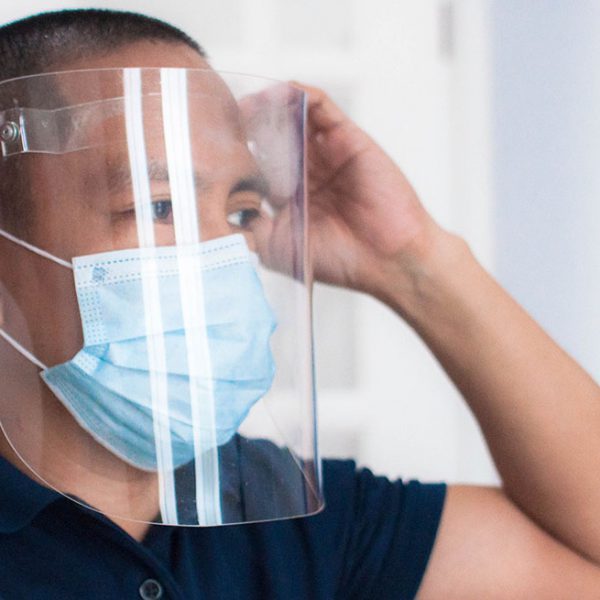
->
242;82;441;298
295;82;439;298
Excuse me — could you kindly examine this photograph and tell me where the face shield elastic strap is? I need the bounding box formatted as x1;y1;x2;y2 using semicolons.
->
0;226;71;370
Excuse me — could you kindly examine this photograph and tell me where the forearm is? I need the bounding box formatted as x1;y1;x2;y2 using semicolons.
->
378;227;600;564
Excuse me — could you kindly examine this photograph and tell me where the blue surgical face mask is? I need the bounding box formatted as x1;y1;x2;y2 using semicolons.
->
0;231;277;471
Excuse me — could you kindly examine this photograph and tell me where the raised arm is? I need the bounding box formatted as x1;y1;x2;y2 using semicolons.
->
394;231;600;598
294;83;600;598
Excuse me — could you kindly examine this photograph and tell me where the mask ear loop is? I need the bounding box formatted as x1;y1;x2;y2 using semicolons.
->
0;228;73;270
0;227;71;371
0;328;47;370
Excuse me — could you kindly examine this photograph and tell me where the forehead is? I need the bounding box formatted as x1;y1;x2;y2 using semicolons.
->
54;46;238;120
0;40;243;155
14;41;249;179
35;79;251;192
8;67;257;230
59;40;210;74
45;39;229;106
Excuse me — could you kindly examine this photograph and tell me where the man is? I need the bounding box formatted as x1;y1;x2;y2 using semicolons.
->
1;9;600;600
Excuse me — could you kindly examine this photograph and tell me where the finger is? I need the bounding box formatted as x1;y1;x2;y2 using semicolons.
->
238;83;299;120
238;85;304;206
289;81;348;134
291;81;371;173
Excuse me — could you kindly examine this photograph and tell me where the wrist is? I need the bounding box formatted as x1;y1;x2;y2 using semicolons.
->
370;224;473;326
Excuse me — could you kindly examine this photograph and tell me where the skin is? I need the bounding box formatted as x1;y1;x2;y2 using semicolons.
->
1;40;600;596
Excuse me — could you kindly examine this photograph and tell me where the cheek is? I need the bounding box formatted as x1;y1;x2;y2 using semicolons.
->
40;206;120;256
35;268;83;362
5;258;84;365
241;232;258;253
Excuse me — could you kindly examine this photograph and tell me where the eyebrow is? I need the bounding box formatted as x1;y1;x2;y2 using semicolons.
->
106;160;270;199
230;173;271;198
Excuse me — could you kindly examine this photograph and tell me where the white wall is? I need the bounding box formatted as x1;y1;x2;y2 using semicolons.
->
491;0;600;383
1;1;502;484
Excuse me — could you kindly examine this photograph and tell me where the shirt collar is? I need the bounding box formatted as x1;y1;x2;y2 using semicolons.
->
0;455;61;534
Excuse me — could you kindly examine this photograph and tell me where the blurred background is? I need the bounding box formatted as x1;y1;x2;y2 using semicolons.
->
3;0;599;485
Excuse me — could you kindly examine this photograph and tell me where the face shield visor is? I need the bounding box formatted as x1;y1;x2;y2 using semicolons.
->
0;67;322;527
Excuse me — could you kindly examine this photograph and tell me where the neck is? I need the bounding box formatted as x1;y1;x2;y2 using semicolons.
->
0;392;160;542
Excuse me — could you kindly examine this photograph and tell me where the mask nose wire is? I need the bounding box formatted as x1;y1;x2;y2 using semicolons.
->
0;227;74;270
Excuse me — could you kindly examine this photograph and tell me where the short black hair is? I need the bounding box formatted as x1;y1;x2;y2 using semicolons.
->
0;9;206;234
0;9;205;83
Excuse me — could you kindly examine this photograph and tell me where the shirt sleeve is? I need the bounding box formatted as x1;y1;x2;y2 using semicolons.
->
322;460;446;600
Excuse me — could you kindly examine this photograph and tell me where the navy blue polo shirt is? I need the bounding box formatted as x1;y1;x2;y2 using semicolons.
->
0;453;445;599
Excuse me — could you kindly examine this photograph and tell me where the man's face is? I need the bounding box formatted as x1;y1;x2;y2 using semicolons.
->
1;41;271;366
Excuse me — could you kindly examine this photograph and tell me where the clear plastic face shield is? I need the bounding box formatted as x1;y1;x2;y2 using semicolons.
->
0;68;322;526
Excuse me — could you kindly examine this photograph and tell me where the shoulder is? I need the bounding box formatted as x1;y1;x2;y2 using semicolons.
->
318;460;447;599
209;439;447;598
222;440;447;599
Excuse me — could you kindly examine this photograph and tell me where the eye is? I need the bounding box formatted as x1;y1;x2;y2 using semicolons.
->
227;208;261;230
152;200;173;223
